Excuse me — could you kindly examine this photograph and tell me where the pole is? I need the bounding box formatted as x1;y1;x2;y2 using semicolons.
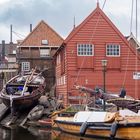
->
10;25;13;43
103;65;106;111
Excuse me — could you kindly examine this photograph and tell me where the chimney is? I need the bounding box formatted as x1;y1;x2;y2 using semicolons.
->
30;24;32;32
2;40;5;60
73;16;76;29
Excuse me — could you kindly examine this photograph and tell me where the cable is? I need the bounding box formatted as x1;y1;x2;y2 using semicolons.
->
75;0;107;84
122;0;134;87
12;31;26;38
12;31;24;40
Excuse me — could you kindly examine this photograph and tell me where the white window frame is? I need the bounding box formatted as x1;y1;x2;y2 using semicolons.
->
40;48;50;57
63;75;66;85
21;62;30;72
56;54;61;65
77;44;94;56
106;44;120;57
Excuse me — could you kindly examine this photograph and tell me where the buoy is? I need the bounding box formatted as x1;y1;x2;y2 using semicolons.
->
80;121;88;136
110;122;118;138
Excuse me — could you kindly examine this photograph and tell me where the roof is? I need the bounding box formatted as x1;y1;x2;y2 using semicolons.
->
20;20;64;47
65;5;127;44
127;33;140;49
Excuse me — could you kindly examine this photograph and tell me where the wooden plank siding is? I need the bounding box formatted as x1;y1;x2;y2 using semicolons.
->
55;5;140;105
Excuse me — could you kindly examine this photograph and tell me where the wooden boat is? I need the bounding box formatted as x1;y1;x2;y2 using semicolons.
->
54;111;140;140
75;85;140;113
0;69;46;112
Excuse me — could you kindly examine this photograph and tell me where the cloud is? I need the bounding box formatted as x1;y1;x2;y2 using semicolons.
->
0;25;10;42
0;0;139;43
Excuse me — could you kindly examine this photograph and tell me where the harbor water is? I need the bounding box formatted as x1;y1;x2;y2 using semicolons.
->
0;104;121;140
0;126;109;140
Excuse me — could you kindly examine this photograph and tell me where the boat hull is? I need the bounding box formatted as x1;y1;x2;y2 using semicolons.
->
54;119;140;140
0;71;46;111
0;93;42;110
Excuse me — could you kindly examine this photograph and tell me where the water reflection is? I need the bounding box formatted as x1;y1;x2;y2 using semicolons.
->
28;127;111;140
0;127;37;140
53;131;109;140
0;126;119;140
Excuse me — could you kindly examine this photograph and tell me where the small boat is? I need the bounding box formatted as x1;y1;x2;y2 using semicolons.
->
54;111;140;140
0;69;46;112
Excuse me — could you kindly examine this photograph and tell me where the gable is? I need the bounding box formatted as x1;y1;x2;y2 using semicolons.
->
65;7;122;42
20;20;63;46
64;6;138;58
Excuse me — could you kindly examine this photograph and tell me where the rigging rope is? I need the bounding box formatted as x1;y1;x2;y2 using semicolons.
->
12;31;25;39
75;0;107;85
122;0;134;87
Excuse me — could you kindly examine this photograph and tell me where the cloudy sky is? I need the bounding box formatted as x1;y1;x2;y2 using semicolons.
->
0;0;139;43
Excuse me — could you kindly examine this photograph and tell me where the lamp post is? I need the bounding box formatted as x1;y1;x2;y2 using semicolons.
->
101;59;107;111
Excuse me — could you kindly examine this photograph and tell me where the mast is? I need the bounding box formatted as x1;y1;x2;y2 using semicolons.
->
135;0;138;98
10;24;13;44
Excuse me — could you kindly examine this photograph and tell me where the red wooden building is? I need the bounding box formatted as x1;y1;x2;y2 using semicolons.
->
55;4;140;105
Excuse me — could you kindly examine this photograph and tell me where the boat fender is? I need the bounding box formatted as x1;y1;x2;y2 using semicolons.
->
80;121;88;136
110;122;118;138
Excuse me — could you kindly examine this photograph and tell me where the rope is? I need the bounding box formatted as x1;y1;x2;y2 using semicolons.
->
12;31;25;39
75;0;107;85
122;0;134;88
122;48;130;87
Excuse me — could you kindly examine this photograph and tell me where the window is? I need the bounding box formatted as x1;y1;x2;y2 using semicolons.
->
21;62;30;71
40;49;50;57
13;50;16;54
77;44;93;56
106;44;120;56
56;54;61;65
56;76;66;86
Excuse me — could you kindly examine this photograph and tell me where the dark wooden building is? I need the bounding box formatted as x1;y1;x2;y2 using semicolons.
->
17;20;63;91
55;4;140;105
0;41;18;90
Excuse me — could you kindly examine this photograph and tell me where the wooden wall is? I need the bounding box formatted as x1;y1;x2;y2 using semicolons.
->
55;6;140;105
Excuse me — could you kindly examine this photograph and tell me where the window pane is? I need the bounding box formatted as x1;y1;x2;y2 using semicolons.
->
40;49;50;57
77;44;93;56
106;44;120;56
22;62;30;71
